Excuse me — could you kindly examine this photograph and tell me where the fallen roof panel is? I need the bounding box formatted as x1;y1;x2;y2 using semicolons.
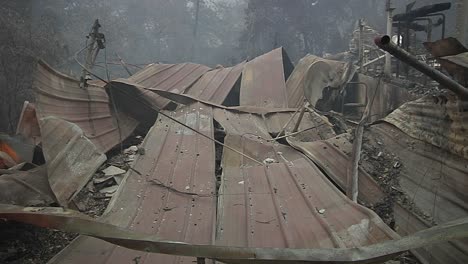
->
34;60;138;153
240;48;294;108
39;116;106;206
285;54;355;108
288;123;468;263
383;94;468;159
185;62;245;104
213;107;336;141
214;108;397;249
121;63;211;109
50;102;216;263
368;123;468;263
216;134;397;249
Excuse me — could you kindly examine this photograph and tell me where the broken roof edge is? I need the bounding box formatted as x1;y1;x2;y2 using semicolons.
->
37;60;102;88
2;203;468;263
137;84;314;115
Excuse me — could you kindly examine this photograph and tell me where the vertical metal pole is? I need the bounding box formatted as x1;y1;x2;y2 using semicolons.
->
358;19;364;70
384;0;393;77
81;19;100;87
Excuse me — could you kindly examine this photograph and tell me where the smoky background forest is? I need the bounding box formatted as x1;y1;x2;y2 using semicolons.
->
0;0;459;133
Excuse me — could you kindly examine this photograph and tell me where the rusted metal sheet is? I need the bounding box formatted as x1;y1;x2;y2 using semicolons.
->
240;48;294;108
117;63;211;109
288;130;468;264
370;123;468;224
286;54;355;109
50;103;216;263
0;166;55;206
213;107;335;141
368;123;468;263
34;60;138;153
185;62;245;104
3;204;468;264
106;80;162;129
15;101;41;145
40;117;106;206
287;135;385;206
383;94;468;159
216;132;397;249
214;108;397;250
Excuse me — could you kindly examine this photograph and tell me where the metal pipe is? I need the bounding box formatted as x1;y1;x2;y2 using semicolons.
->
362;54;385;67
423;13;446;39
292;104;307;133
375;35;468;98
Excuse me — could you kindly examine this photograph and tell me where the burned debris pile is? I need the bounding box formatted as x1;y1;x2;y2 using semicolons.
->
1;15;468;264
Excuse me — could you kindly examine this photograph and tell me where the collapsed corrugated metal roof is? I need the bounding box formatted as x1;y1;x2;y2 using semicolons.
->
34;60;138;153
185;62;245;104
47;101;399;263
4;45;468;264
240;48;294;108
216;136;397;249
50;102;217;263
112;63;211;109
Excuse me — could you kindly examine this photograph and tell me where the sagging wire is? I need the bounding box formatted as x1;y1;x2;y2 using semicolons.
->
74;50;263;165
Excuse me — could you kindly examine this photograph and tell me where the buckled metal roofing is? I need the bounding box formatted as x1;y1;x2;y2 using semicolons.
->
383;94;468;159
185;62;245;104
118;63;211;109
34;60;138;153
240;48;294;108
50;102;216;263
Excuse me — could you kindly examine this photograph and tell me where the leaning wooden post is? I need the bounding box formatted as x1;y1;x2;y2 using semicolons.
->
346;78;380;202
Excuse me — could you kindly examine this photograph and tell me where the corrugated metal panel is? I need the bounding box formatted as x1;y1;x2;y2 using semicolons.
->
287;129;468;264
287;136;386;205
216;133;397;249
285;55;323;108
40;116;106;206
383;94;468;159
368;123;468;263
213;108;335;141
119;63;211;109
0;166;55;206
240;48;293;108
50;103;216;264
214;109;397;249
285;54;355;108
34;60;138;153
106;80;162;129
185;62;245;104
